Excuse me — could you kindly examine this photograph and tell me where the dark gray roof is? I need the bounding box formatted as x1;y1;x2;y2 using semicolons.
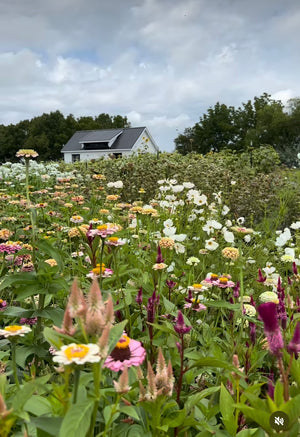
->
79;129;123;143
61;127;146;152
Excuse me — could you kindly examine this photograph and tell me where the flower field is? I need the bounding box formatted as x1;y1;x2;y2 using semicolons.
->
0;150;299;437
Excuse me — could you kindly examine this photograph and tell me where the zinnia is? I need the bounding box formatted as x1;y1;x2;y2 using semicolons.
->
52;343;100;365
104;333;146;372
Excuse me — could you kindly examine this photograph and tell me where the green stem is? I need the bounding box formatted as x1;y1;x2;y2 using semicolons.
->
36;293;45;331
99;238;105;288
11;341;20;389
89;362;102;437
72;368;81;404
102;394;121;437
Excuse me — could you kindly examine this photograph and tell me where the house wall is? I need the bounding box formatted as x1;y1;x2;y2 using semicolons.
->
63;150;132;163
131;133;157;154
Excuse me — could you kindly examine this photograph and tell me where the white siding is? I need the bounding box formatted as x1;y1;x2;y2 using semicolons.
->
63;150;133;163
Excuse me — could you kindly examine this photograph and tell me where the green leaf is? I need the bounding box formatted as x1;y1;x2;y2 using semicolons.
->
162;296;177;314
204;301;240;310
236;429;266;437
234;404;272;434
162;408;186;428
33;417;63;437
107;320;128;355
58;400;94;437
12;380;41;412
220;384;237;435
2;307;33;318
34;307;65;326
15;345;36;369
36;239;63;267
189;357;243;375
0;272;37;291
119;406;141;422
185;386;220;413
24;395;52;416
43;327;64;349
274;379;284;407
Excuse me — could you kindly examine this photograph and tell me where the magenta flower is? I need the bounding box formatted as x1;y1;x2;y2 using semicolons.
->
104;333;146;372
156;245;164;263
287;322;300;356
174;310;191;335
136;287;143;305
257;268;266;283
257;302;284;356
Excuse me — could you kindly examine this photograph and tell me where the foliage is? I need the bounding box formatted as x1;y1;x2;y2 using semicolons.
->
175;93;300;167
0;152;299;435
0;111;130;162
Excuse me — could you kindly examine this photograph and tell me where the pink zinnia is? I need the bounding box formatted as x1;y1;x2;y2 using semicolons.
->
104;333;146;372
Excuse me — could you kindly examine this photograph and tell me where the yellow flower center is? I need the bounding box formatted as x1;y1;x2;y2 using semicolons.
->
211;274;219;280
116;335;130;349
65;344;89;360
92;263;106;274
219;277;228;284
0;299;3;304
192;284;202;289
97;224;108;231
5;325;22;332
108;237;118;243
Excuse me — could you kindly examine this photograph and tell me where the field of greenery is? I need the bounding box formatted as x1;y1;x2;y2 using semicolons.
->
0;148;299;437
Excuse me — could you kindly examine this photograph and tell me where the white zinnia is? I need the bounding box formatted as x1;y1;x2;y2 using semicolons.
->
0;325;31;337
53;343;100;365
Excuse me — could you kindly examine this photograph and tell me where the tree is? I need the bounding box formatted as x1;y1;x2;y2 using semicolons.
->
0;111;129;162
175;93;299;166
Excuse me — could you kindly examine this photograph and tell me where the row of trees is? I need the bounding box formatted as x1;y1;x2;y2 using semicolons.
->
0;112;130;162
175;93;300;166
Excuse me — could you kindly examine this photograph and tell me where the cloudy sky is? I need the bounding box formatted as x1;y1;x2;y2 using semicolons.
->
1;0;300;151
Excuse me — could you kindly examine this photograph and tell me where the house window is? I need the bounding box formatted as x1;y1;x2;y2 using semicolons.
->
113;153;122;159
72;154;80;162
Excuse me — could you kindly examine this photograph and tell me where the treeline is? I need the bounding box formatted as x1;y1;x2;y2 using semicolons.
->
0;111;130;162
175;93;300;166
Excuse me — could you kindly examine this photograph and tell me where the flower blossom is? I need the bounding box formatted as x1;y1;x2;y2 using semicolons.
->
52;343;100;366
104;333;146;372
0;325;31;337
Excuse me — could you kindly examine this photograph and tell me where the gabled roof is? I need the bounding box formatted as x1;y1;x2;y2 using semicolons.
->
61;127;147;152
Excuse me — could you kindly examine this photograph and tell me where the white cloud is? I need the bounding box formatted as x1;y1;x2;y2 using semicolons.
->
0;0;300;152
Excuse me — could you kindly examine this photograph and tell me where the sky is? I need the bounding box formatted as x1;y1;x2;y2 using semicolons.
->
1;0;300;152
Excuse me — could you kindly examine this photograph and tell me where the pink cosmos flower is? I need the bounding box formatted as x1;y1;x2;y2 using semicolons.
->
104;333;146;372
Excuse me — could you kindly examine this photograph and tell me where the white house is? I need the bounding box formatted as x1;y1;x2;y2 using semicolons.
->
61;127;159;163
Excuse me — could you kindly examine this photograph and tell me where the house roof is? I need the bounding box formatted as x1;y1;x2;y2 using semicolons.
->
61;127;148;152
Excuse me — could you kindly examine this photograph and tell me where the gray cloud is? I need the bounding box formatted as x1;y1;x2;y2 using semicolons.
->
0;0;300;151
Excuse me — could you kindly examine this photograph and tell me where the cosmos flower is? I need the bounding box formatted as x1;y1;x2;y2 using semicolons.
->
104;333;146;372
52;343;100;366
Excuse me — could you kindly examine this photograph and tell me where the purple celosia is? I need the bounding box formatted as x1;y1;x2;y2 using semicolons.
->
257;302;284;356
136;287;143;305
233;281;240;298
257;268;266;283
287;322;300;356
156;246;164;264
174;310;191;335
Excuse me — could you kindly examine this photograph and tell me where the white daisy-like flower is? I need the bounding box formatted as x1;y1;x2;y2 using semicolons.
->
186;256;200;265
205;238;219;251
52;343;100;365
0;325;31;337
290;221;300;230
